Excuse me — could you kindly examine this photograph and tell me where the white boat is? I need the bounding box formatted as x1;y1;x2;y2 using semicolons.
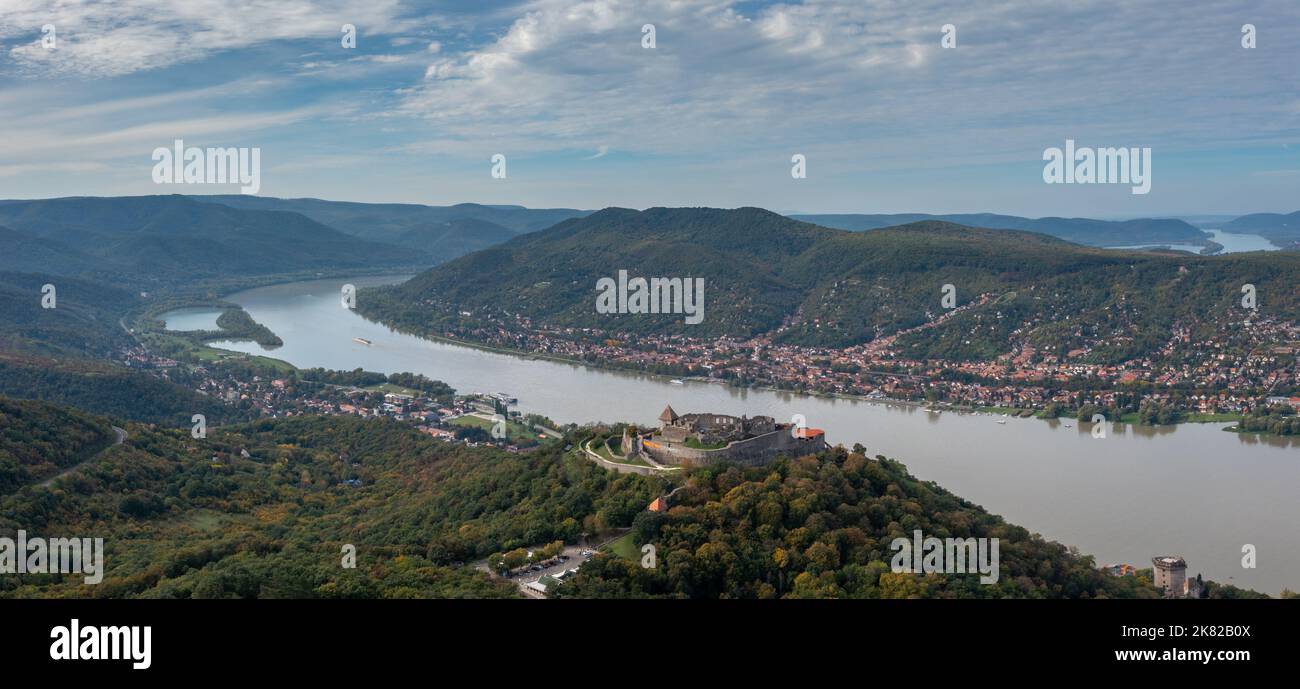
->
996;419;1007;424
669;379;684;385
352;337;372;346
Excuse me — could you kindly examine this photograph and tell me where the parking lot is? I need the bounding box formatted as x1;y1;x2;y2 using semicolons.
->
508;545;594;596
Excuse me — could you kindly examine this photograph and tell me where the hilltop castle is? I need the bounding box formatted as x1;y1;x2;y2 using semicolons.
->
622;405;827;467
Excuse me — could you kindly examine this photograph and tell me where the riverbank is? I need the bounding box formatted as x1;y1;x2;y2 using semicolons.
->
177;275;1300;594
345;307;1274;433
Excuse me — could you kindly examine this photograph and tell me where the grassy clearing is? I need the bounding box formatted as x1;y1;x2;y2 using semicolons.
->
450;414;546;444
605;532;639;561
586;438;651;467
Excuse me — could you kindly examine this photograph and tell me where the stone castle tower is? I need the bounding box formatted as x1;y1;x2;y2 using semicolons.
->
1152;556;1187;598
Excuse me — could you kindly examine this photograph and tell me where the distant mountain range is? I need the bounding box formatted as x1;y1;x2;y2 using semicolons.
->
188;195;591;257
1;193;1294;302
362;206;1300;360
0;196;426;288
790;213;1213;248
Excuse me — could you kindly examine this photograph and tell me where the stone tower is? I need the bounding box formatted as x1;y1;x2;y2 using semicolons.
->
1152;556;1187;598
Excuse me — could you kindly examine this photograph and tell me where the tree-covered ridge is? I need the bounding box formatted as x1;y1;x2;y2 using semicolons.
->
557;446;1162;599
0;396;115;494
0;402;1271;599
791;212;1211;247
0;412;661;598
0;270;137;359
1221;210;1300;248
0;195;428;290
362;207;825;340
0;355;249;427
361;207;1300;358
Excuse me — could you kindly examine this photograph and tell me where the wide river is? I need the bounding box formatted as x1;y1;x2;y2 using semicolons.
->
165;275;1299;594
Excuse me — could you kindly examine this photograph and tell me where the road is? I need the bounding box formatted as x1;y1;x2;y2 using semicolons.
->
38;425;127;488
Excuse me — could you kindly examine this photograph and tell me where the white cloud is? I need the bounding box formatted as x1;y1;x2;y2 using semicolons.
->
392;0;1300;175
0;0;419;77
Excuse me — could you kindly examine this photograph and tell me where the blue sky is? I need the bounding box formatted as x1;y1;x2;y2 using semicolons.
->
1;0;1297;217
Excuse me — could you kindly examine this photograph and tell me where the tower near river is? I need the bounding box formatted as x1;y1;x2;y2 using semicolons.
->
1152;556;1201;598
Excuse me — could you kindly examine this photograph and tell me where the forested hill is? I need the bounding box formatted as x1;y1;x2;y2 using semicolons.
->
0;403;1220;599
0;195;427;289
361;207;1300;358
0;411;660;599
1221;210;1300;248
791;212;1210;247
0;396;116;494
558;445;1164;599
0;270;137;359
189;195;591;260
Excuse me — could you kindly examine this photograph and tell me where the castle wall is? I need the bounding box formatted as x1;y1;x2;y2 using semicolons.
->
644;428;827;467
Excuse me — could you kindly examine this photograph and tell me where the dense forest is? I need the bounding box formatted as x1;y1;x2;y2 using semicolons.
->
0;196;427;290
360;207;1300;360
0;355;249;427
556;445;1162;599
0;408;661;598
0;397;115;494
791;212;1210;247
0;398;1277;599
0;270;137;359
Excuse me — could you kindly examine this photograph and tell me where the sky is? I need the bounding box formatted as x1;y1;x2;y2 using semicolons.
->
0;0;1297;217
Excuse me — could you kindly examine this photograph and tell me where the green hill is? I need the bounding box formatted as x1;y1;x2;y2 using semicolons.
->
0;196;428;288
0;271;137;358
0;396;116;493
360;207;1300;360
556;446;1161;599
1221;211;1300;248
791;212;1211;248
0;354;249;428
187;195;590;261
0;411;656;599
0;404;1212;599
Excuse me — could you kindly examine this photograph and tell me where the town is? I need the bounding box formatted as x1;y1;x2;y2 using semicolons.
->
425;303;1300;425
119;341;560;452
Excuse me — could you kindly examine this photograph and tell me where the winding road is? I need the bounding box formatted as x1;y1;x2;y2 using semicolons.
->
38;425;127;488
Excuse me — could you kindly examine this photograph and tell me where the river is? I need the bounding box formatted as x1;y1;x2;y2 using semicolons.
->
1106;228;1280;254
164;275;1300;595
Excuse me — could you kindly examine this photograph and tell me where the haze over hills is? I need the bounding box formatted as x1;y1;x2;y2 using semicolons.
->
363;206;1300;360
790;213;1212;248
0;270;137;359
1220;211;1300;249
189;195;591;259
0;196;429;288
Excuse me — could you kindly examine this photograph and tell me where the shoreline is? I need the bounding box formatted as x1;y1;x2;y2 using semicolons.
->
347;307;1257;432
150;274;1285;437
